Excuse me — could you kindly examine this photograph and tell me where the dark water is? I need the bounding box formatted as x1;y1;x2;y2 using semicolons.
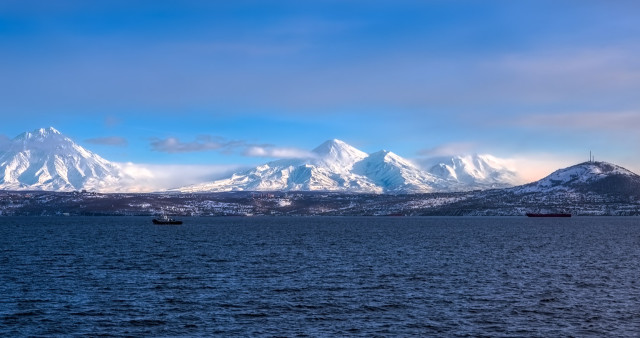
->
1;216;639;336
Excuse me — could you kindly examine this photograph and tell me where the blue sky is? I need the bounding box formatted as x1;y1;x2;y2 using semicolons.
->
1;0;640;180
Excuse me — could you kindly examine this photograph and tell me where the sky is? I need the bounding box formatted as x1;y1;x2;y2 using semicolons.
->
1;0;640;183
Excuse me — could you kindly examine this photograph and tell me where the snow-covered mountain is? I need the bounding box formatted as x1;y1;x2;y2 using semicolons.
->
511;161;640;195
353;150;449;193
178;139;451;193
311;139;368;172
0;129;523;194
425;154;520;190
0;127;128;192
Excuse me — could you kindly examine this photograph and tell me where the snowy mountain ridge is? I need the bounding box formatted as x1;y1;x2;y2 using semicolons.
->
425;154;520;189
7;127;626;195
177;139;519;193
311;139;368;172
178;140;395;193
0;127;129;192
352;150;448;193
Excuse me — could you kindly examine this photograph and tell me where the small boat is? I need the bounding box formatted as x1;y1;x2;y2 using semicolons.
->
152;215;183;225
526;213;571;218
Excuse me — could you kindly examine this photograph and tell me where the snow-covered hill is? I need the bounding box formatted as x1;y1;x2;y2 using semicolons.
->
430;160;640;216
0;127;128;192
425;154;520;190
178;139;452;193
512;161;640;195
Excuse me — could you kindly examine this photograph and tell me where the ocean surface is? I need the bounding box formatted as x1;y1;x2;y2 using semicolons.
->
1;216;639;336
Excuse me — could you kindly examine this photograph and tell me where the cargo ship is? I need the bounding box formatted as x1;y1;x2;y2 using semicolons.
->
525;213;571;217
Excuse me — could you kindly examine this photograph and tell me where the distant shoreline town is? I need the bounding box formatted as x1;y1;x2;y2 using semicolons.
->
2;161;640;217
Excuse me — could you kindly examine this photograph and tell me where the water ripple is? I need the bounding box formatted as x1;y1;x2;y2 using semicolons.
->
1;216;639;336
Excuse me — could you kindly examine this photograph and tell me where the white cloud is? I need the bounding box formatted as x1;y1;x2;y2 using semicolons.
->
418;142;478;157
149;135;316;160
243;146;316;159
150;135;230;153
116;162;243;192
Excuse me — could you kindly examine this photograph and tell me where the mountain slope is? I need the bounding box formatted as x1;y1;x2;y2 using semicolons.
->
0;129;523;194
425;154;520;189
0;127;127;192
178;139;450;193
179;139;384;193
410;160;640;216
353;150;445;193
311;139;368;172
512;161;640;195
